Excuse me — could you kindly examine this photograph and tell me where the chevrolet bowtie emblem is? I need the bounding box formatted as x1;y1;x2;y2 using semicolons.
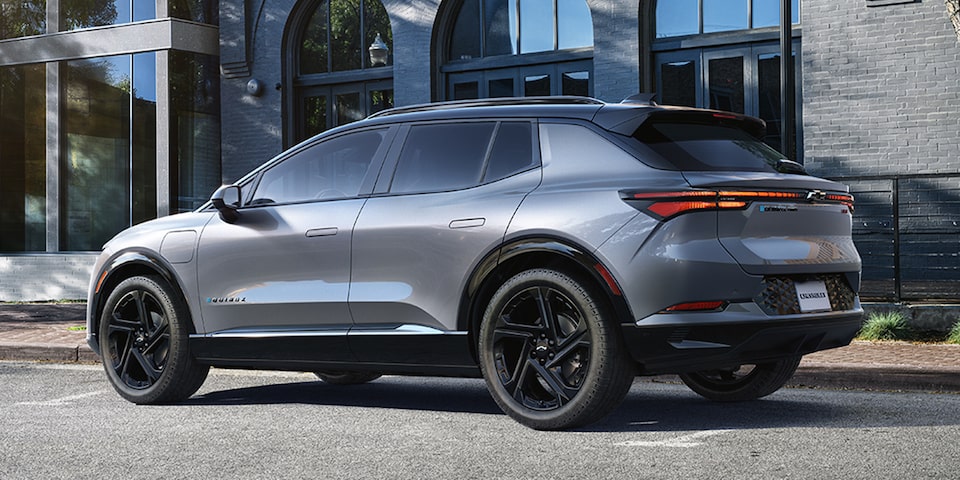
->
806;190;827;201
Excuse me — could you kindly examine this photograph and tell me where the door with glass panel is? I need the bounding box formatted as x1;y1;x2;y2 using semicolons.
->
703;46;752;114
654;41;799;156
296;81;394;143
655;50;701;108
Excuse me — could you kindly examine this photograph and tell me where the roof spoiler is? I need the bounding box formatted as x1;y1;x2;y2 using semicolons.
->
595;104;767;139
620;93;658;106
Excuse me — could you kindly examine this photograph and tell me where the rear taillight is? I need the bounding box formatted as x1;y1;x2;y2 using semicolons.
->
621;190;854;219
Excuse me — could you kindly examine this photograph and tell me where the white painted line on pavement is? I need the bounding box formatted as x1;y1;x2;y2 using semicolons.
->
15;389;112;406
615;429;733;448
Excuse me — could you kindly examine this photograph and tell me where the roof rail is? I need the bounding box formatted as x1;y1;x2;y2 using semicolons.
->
368;96;605;119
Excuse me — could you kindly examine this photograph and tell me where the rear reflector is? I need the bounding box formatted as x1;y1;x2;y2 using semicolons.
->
663;301;727;312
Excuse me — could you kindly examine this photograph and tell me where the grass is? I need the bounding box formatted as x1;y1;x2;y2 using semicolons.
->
947;321;960;345
857;310;912;341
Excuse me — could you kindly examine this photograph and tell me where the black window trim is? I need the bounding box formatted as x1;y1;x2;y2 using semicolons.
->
372;118;541;196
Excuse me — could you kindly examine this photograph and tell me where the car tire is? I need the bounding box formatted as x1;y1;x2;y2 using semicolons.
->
478;268;635;430
678;355;802;402
99;275;209;404
314;371;382;385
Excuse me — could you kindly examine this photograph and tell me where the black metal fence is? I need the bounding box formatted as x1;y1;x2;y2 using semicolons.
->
838;174;960;302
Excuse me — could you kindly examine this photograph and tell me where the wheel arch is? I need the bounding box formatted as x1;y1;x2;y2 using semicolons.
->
458;236;634;362
89;249;195;353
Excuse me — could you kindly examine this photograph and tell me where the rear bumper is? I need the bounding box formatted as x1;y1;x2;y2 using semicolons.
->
621;306;863;375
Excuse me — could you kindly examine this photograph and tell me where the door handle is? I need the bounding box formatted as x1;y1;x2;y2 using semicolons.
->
449;218;485;229
306;227;339;237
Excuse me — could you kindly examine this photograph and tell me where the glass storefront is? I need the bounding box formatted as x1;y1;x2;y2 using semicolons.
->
64;0;155;30
61;53;157;251
171;51;221;212
0;0;45;40
0;63;46;252
170;0;219;24
1;3;220;253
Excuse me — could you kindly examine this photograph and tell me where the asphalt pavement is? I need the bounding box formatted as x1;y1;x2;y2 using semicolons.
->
2;302;959;393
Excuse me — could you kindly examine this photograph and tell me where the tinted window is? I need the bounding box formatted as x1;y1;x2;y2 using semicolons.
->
251;129;385;205
391;123;495;193
484;122;535;182
633;121;782;172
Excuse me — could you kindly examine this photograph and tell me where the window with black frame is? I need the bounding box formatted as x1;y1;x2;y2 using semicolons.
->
440;0;594;100
290;0;394;142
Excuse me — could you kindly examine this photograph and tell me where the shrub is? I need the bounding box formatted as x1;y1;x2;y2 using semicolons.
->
857;310;911;341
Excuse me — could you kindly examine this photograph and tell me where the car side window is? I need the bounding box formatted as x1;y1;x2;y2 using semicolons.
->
250;129;386;205
390;123;495;194
483;122;535;182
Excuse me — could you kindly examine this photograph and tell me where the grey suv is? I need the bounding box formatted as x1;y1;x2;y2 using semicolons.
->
86;96;862;430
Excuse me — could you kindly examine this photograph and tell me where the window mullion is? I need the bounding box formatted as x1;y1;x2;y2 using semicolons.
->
326;0;333;73
553;0;558;51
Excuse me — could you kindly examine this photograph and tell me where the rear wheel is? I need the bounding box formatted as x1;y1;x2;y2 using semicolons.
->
478;269;635;430
99;275;209;404
314;371;382;385
679;356;801;402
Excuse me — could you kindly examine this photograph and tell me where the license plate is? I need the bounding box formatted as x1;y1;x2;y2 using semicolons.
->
795;280;831;313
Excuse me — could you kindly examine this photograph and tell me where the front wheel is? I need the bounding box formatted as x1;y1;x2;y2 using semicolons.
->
99;275;209;404
478;269;635;430
679;356;802;402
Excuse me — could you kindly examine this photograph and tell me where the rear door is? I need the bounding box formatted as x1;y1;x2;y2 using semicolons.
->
348;120;541;364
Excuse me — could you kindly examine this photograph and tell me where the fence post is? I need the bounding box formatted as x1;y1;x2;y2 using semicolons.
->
892;177;901;302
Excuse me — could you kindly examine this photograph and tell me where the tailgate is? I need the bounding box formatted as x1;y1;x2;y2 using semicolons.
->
684;172;861;276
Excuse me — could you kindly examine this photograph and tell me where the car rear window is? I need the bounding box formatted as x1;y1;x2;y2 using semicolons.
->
631;120;784;172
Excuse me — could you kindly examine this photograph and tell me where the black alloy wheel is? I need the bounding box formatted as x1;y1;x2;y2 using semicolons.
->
479;269;634;430
100;275;209;404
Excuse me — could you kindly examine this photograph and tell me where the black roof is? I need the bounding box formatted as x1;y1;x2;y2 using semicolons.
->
352;95;765;138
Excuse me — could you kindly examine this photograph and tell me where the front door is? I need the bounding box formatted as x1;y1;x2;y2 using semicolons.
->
195;128;392;338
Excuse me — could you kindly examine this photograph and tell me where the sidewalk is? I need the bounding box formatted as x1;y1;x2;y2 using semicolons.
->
2;303;959;393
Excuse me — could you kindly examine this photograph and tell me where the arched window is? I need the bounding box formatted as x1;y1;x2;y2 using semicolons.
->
438;0;594;100
287;0;394;144
651;0;800;158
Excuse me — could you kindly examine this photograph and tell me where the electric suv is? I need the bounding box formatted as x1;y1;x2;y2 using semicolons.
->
86;96;862;430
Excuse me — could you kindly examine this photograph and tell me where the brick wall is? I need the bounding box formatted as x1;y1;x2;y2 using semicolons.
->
218;0;296;183
591;0;641;102
0;255;97;301
802;0;960;177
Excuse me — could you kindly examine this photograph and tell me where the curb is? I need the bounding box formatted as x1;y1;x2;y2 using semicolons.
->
1;342;957;394
792;363;960;393
0;343;100;364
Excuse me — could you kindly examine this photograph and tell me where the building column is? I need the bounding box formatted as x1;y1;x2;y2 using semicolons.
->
45;62;60;252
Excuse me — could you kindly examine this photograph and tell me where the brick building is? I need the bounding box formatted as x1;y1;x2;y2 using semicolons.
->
1;0;958;301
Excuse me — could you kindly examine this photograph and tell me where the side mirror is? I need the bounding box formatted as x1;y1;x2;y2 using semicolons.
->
210;185;241;223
